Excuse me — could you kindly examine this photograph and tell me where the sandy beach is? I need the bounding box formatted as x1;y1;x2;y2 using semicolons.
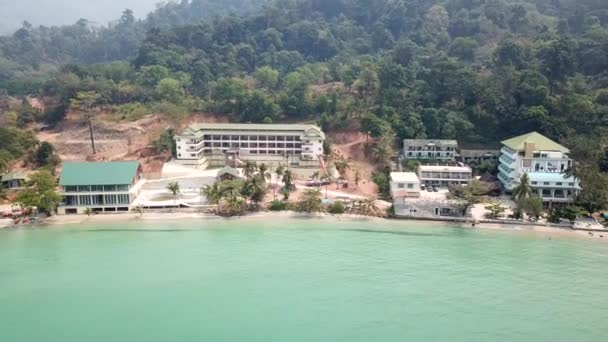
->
2;210;606;241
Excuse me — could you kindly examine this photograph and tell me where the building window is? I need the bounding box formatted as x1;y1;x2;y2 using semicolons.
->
543;182;550;185
407;184;414;189
555;182;562;186
542;189;551;197
541;154;548;158
568;182;574;186
531;181;538;185
398;184;405;189
79;195;92;205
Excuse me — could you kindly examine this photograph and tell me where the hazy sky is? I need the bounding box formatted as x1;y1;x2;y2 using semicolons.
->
0;0;159;33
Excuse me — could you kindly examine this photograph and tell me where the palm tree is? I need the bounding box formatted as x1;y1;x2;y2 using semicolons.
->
512;173;533;200
359;198;379;216
243;161;258;179
282;169;294;200
243;175;267;207
372;137;393;166
258;163;271;183
0;153;8;174
334;157;352;177
201;182;222;205
166;181;180;198
223;193;246;216
354;168;361;188
272;165;285;200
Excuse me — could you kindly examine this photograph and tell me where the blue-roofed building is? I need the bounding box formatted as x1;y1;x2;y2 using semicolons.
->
498;132;580;207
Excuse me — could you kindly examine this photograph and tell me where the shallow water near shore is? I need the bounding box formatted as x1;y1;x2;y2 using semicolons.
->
1;217;607;341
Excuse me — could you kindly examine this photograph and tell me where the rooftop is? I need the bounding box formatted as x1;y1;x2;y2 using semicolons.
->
59;161;140;186
501;132;570;153
1;172;28;182
217;166;242;179
181;123;325;139
418;165;472;173
403;139;458;147
527;172;577;184
390;172;420;182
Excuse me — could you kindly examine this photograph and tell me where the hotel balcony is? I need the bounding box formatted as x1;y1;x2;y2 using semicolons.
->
499;154;516;167
498;163;515;176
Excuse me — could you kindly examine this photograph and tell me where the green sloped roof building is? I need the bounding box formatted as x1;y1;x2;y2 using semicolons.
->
59;161;141;186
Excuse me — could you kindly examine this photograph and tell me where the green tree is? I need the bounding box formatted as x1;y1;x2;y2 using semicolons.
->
156;78;185;104
485;201;506;219
281;169;294;200
449;180;490;215
254;66;279;90
34;141;56;167
201;182;222;205
327;201;345;214
372;136;394;166
334;157;352;178
243;175;267;206
519;195;544;220
243;161;258;179
296;188;323;213
16;170;61;215
166;181;180;197
358;198;379;216
539;39;575;95
512;173;533;200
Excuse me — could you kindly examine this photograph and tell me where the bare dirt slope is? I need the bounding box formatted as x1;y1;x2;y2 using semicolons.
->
35;112;229;174
327;130;379;198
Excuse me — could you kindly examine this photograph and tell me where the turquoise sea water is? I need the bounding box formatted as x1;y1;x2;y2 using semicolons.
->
1;217;607;341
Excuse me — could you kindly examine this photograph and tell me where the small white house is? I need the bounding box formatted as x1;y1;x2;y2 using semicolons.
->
390;172;421;200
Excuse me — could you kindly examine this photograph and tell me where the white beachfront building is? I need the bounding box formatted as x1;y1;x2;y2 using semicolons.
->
497;132;581;207
402;139;458;161
390;172;421;201
390;172;464;218
58;161;144;215
417;165;472;188
174;123;325;168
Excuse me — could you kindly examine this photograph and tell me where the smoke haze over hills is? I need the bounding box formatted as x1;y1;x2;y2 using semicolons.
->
0;0;158;33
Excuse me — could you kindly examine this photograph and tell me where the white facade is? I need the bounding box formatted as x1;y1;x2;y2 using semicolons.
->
498;132;580;205
417;165;472;188
175;123;325;168
403;139;458;160
497;132;580;206
390;172;421;199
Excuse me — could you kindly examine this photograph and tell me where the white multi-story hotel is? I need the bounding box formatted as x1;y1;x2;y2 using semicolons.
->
174;123;325;168
497;132;580;206
417;165;472;188
403;139;458;161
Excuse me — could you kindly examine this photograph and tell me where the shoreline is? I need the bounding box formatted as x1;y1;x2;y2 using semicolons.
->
2;210;607;241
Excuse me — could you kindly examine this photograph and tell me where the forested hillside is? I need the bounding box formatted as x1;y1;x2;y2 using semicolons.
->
2;0;608;172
